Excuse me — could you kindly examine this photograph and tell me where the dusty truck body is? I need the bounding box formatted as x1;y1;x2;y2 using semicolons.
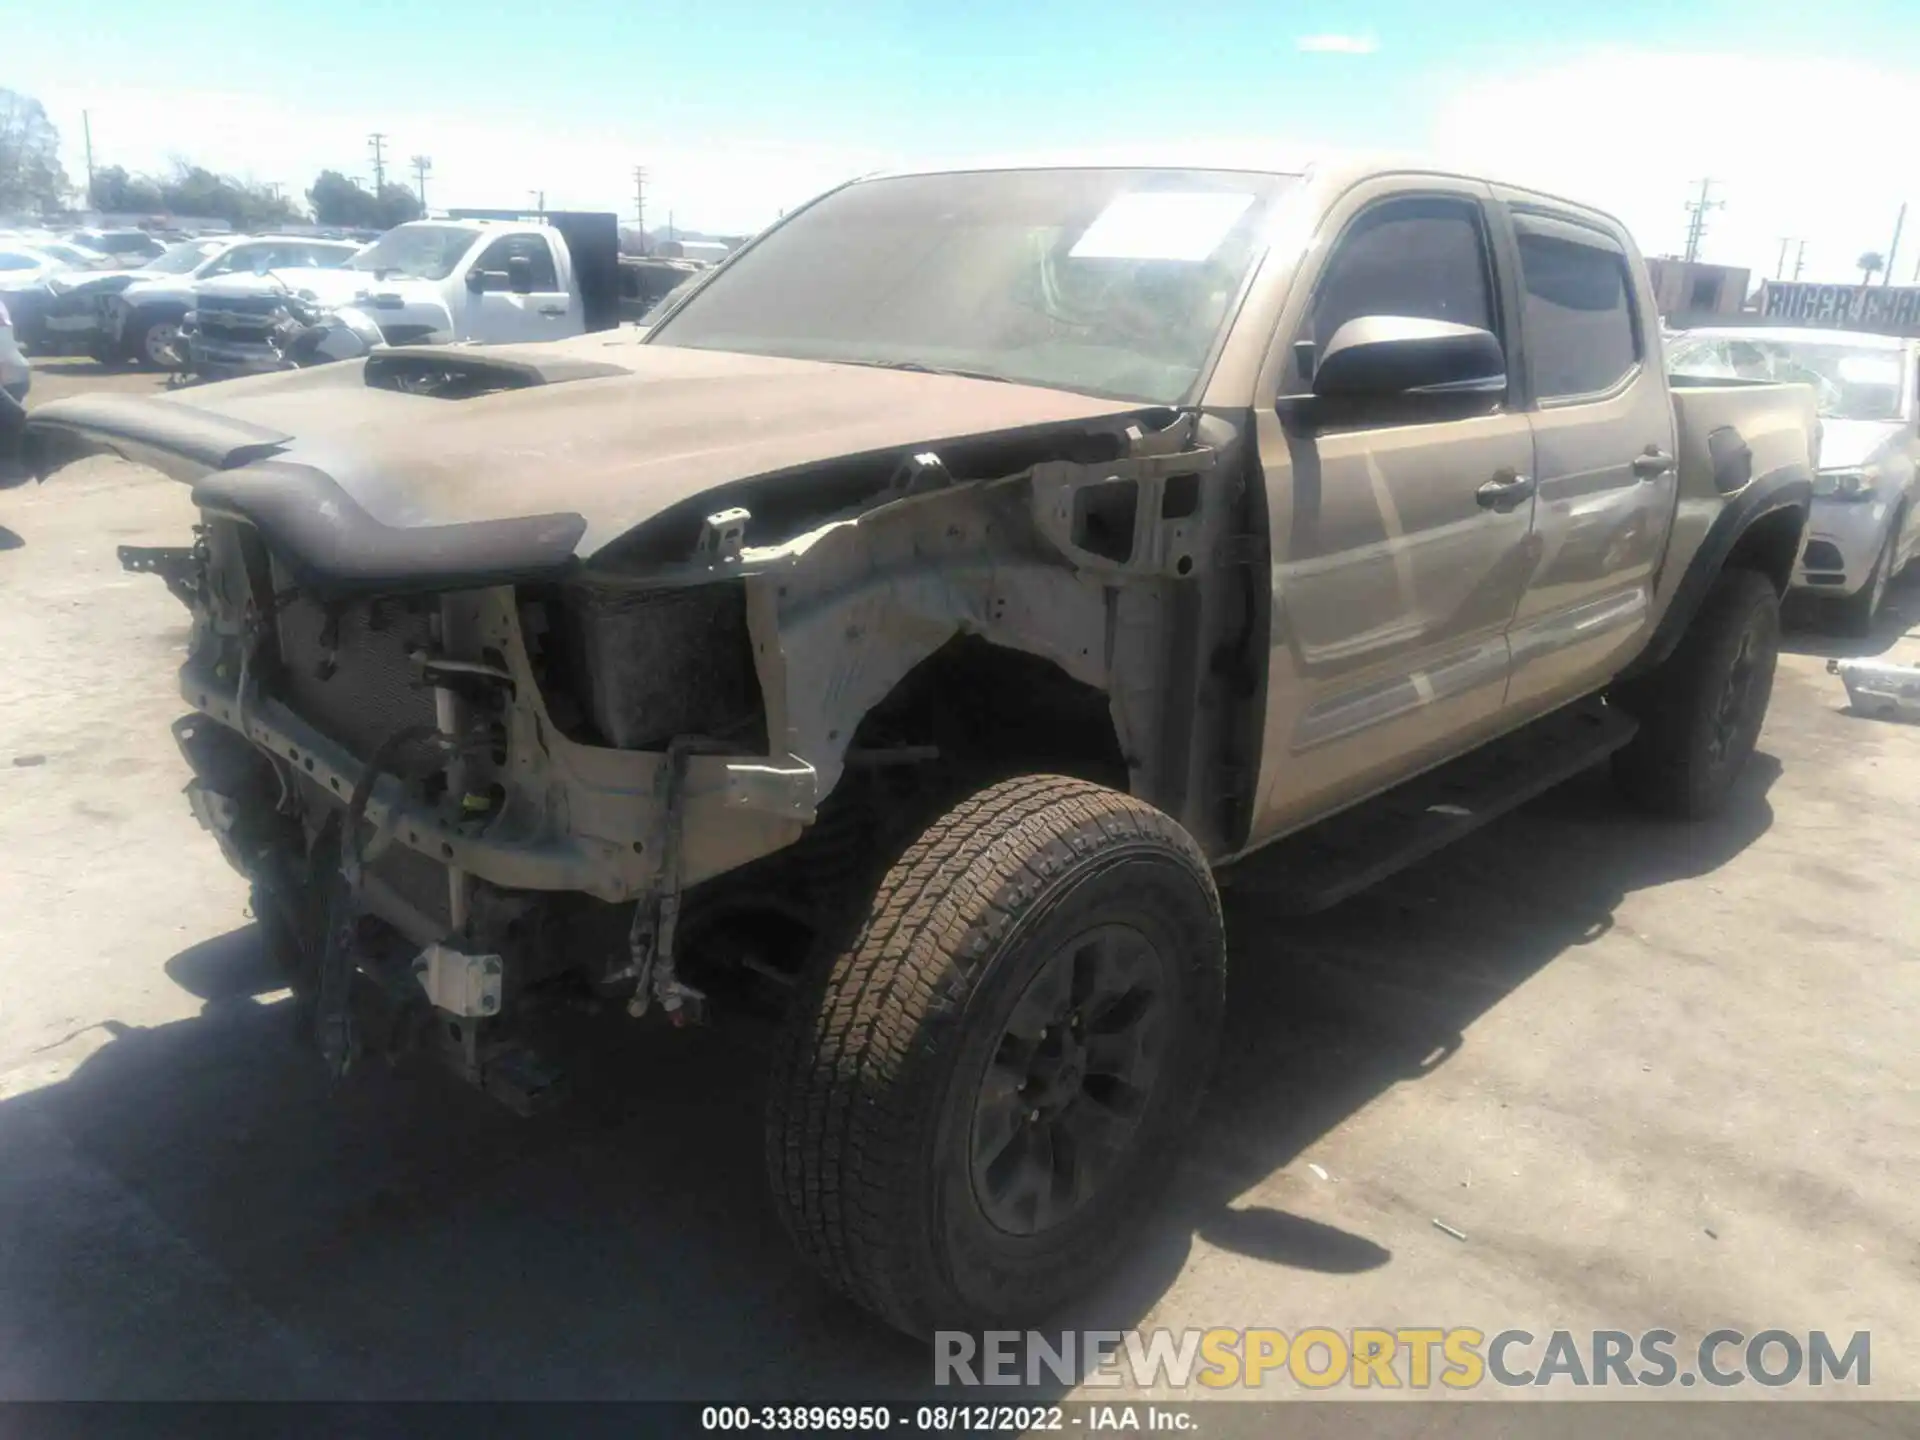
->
29;156;1817;1338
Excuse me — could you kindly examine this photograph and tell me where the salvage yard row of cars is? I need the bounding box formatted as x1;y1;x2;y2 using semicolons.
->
0;216;704;378
30;154;1909;1340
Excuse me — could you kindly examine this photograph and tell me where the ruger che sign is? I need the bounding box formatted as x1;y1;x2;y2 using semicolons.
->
1758;280;1920;338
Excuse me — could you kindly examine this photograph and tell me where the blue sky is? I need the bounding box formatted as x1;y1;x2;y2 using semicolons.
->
11;0;1919;282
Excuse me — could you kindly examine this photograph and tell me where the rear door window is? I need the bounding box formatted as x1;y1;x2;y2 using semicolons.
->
1515;221;1641;400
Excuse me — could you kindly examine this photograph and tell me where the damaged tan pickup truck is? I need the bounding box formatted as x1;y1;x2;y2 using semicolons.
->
30;158;1819;1338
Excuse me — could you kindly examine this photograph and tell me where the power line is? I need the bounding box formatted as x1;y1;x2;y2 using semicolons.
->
1682;178;1723;265
412;155;432;212
368;133;388;193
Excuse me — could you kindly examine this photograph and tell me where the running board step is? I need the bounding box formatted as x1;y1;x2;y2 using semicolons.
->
1243;697;1638;916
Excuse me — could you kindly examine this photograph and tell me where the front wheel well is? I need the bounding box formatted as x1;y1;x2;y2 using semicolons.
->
848;633;1129;793
673;636;1131;1009
1724;504;1808;595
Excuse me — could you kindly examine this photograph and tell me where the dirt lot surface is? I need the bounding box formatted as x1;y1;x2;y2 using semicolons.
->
2;364;1916;1417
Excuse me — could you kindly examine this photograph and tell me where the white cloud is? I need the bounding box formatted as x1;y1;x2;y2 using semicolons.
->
1428;50;1920;286
1296;34;1380;55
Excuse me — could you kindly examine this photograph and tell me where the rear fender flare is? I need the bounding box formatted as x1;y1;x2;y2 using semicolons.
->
1623;463;1811;679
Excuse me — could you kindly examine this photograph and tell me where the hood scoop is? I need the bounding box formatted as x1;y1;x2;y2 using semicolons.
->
364;347;632;400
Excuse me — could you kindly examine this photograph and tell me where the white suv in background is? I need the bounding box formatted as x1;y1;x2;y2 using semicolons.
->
1669;326;1920;633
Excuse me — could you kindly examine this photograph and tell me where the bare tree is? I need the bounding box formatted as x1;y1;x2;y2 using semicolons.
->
0;88;72;215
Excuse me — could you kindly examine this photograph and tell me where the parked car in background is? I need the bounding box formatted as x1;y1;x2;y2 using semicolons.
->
26;239;228;355
618;255;707;322
0;237;116;270
1668;326;1920;632
0;243;91;354
20;236;360;368
172;212;622;372
101;235;363;369
0;294;29;460
31;156;1818;1339
65;228;167;264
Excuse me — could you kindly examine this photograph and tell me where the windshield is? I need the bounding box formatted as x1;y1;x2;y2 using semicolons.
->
349;224;480;281
647;168;1297;405
143;241;221;275
1669;335;1911;422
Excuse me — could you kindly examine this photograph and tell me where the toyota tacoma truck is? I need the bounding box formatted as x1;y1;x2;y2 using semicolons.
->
28;157;1817;1340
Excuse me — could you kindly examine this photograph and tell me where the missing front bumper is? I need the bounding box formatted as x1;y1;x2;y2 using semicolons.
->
175;668;819;917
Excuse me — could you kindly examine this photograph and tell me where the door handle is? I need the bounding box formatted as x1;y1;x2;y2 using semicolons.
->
1632;449;1676;479
1476;470;1536;511
538;305;567;318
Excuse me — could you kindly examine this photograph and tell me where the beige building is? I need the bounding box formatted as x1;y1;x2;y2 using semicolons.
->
1644;258;1752;320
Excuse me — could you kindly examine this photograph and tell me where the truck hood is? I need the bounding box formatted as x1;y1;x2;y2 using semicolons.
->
26;340;1159;593
295;268;438;309
122;276;197;306
194;268;437;309
1814;417;1907;471
48;266;149;297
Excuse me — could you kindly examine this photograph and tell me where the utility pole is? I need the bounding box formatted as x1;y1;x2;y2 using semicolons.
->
1775;237;1791;280
82;110;95;205
1885;203;1907;287
528;190;545;215
367;132;388;194
411;155;432;213
1682;178;1722;265
633;166;648;252
1793;240;1808;281
667;210;674;244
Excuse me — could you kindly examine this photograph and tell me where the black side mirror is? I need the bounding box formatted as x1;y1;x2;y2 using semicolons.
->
1304;316;1507;402
507;255;534;295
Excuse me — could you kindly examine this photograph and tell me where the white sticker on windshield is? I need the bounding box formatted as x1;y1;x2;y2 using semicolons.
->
1838;355;1901;385
1069;191;1256;262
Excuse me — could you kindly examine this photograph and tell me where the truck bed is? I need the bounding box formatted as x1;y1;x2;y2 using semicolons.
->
1659;377;1820;614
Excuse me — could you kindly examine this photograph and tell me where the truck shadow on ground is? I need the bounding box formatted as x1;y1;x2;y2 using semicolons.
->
0;757;1778;1401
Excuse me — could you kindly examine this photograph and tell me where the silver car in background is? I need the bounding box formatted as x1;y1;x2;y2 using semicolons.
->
0;292;31;459
1668;327;1918;632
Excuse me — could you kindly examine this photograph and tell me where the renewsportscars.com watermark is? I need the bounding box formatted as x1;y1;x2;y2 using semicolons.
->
935;1328;1872;1391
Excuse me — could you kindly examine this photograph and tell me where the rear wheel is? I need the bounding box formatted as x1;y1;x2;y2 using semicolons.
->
765;774;1225;1337
1611;568;1780;819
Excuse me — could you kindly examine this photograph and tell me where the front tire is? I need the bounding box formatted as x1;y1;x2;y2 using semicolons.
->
1611;568;1780;819
765;775;1225;1337
127;314;184;371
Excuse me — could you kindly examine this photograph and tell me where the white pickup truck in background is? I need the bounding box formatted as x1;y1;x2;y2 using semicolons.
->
184;212;626;374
